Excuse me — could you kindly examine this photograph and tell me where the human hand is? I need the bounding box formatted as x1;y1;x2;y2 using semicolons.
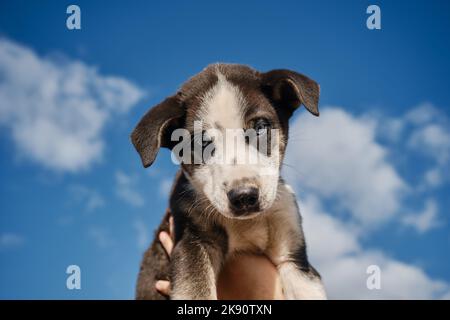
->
155;216;284;300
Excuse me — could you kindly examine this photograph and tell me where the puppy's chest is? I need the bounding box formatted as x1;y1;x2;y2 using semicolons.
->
221;196;303;263
223;210;300;257
224;218;271;254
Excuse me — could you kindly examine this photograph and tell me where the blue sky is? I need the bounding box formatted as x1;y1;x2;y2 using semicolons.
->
0;0;449;299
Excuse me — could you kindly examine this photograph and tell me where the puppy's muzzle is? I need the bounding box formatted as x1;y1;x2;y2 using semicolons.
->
227;186;260;215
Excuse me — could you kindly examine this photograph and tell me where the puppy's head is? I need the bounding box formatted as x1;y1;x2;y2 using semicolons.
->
131;64;319;219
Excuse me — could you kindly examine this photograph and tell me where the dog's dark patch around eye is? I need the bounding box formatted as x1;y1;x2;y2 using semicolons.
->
255;127;272;157
253;118;271;134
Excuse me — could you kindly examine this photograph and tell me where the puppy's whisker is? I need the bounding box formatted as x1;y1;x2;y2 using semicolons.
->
282;162;305;179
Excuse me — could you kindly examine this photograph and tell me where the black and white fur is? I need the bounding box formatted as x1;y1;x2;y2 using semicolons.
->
132;63;326;300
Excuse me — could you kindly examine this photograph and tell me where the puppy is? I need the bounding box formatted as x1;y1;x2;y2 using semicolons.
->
132;63;326;300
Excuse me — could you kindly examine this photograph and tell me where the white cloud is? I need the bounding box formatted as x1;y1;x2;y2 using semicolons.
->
405;103;441;126
299;195;360;263
0;38;144;172
375;103;450;190
404;104;450;188
0;233;25;250
321;251;448;299
285;106;449;299
133;219;150;250
424;167;443;188
441;291;450;300
115;170;145;207
159;178;173;198
300;195;449;299
409;124;450;165
87;226;113;249
402;199;441;234
380;118;405;142
69;184;105;212
285;107;406;227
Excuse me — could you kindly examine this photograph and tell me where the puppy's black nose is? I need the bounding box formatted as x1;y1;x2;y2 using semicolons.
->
227;187;259;214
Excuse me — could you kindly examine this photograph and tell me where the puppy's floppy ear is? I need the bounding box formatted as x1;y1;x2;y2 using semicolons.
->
261;69;320;116
131;95;185;168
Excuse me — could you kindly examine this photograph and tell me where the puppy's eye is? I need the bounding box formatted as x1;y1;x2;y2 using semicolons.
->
253;118;271;136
